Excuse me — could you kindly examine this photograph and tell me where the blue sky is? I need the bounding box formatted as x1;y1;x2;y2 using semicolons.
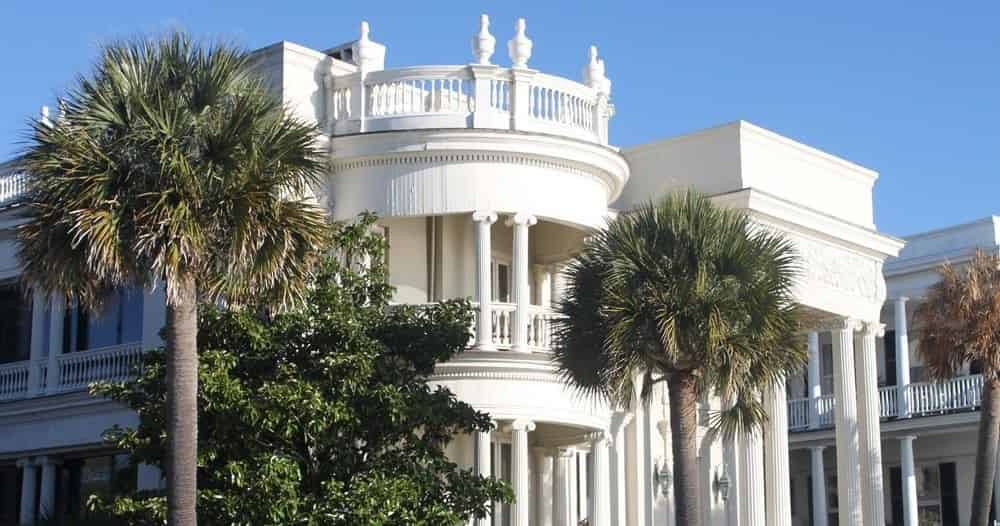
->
1;1;997;237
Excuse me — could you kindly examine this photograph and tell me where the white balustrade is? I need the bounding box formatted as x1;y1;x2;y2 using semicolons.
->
526;306;565;352
327;65;609;144
0;361;32;400
0;172;27;208
54;343;145;392
787;398;810;430
491;303;516;349
879;385;898;419
788;375;985;431
907;374;983;416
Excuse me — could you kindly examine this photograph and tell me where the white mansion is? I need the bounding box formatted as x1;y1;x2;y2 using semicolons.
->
0;16;992;526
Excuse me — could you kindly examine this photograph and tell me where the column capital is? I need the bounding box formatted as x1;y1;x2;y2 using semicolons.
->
504;419;536;433
814;316;861;332
557;446;577;458
35;455;62;467
506;212;537;227
809;445;826;453
15;458;34;468
894;296;909;304
862;320;886;337
899;435;917;442
472;210;498;224
587;430;611;446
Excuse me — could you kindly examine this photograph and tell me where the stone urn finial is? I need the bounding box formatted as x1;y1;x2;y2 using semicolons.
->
39;105;51;128
352;20;386;71
472;14;496;65
582;45;611;96
507;18;533;69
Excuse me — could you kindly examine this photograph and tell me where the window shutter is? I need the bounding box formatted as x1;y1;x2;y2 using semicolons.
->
884;329;897;386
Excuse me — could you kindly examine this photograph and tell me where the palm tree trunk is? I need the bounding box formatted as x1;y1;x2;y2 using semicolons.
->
165;275;198;526
971;377;1000;526
669;371;700;526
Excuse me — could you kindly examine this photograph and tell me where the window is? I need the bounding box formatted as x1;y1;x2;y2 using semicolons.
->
0;281;31;364
492;260;512;303
63;288;143;353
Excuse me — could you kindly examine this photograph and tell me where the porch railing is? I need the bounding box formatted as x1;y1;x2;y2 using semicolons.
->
0;343;145;402
469;302;564;353
788;374;984;432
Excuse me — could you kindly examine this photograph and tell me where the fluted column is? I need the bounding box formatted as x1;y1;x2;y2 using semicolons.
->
534;448;555;526
899;436;919;526
568;447;579;526
589;432;611;526
810;447;828;526
855;321;886;526
18;458;38;525
739;421;766;526
763;377;792;526
473;211;498;351
45;293;65;392
831;319;862;526
507;419;535;526
807;331;822;429
508;213;537;352
578;450;590;523
894;297;912;418
474;427;493;526
38;456;60;519
554;447;576;526
610;412;632;526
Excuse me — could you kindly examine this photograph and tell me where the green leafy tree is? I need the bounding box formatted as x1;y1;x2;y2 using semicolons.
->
553;191;804;526
18;33;329;525
91;215;511;525
914;250;1000;526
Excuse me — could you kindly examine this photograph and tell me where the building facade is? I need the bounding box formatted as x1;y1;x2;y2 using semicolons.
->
0;15;989;526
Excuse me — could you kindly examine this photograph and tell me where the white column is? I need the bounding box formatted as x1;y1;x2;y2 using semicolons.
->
508;419;535;526
831;319;862;526
474;428;493;526
569;447;579;526
534;448;555;526
507;213;536;353
45;293;65;393
38;456;59;519
855;322;886;526
578;450;590;523
473;211;498;351
894;297;912;418
18;458;38;525
27;289;47;394
590;432;611;526
555;447;576;526
763;377;792;526
724;432;742;526
610;412;632;526
810;447;828;526
738;426;765;526
899;436;919;526
493;440;505;526
807;331;822;429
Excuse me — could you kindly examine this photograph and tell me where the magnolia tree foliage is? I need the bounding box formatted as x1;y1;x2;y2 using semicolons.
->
92;214;511;525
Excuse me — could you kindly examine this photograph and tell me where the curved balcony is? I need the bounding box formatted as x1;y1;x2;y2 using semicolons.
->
0;343;144;401
325;64;612;146
0;171;26;209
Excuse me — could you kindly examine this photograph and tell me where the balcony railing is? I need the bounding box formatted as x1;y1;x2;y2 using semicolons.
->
327;65;612;145
0;171;27;208
471;302;564;353
0;343;145;402
788;374;984;432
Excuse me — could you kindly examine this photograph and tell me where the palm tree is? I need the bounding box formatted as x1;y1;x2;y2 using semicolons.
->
913;250;1000;526
553;191;804;525
17;33;329;526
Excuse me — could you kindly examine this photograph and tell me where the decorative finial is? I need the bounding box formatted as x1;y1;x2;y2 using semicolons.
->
582;45;611;96
472;14;496;65
507;18;533;69
39;106;52;128
351;20;386;72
